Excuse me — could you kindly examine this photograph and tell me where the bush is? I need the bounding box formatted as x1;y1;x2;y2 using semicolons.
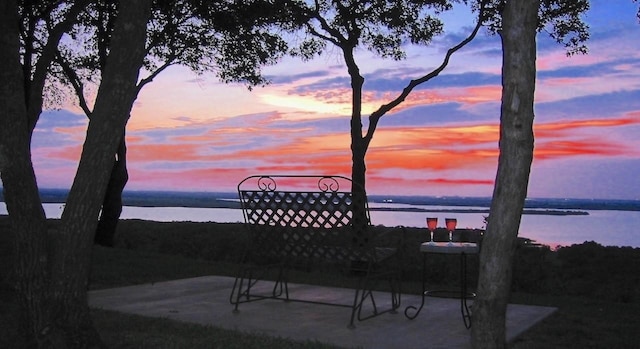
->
108;219;640;303
553;241;640;302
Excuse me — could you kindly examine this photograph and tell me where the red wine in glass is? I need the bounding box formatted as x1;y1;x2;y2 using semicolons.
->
445;218;457;243
426;217;437;243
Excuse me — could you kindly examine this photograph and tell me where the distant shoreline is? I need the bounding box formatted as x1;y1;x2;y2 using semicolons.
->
368;207;589;216
2;188;640;216
1;200;589;217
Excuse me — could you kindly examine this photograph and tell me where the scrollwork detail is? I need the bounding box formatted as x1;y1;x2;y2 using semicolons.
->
257;176;277;192
318;176;340;193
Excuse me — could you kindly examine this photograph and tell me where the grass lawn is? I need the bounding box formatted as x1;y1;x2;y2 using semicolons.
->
509;294;640;348
92;308;344;349
2;218;640;348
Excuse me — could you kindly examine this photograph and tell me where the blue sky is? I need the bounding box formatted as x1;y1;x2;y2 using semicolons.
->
29;0;640;200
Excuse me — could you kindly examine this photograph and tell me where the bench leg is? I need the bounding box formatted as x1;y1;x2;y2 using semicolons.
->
230;268;254;312
272;265;289;300
230;264;291;313
349;269;403;328
348;287;361;329
389;274;402;312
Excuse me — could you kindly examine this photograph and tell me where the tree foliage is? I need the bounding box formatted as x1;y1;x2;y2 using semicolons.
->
16;0;91;129
482;0;590;55
197;0;299;87
28;0;295;117
289;0;451;60
54;0;290;111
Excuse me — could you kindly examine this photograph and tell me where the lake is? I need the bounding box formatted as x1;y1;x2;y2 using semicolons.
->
2;201;638;248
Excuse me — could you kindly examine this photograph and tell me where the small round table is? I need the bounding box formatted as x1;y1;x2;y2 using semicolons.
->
405;241;479;329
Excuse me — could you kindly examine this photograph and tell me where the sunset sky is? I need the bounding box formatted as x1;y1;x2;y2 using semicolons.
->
29;0;640;200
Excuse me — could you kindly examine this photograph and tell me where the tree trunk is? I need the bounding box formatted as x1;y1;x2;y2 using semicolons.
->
0;1;51;345
1;0;152;347
53;0;151;345
95;135;129;247
344;46;370;244
471;0;538;348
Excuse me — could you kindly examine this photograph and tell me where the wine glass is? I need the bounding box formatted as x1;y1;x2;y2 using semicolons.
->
426;217;437;244
445;218;457;244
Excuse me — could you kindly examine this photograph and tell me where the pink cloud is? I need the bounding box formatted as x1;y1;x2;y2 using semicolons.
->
44;144;82;161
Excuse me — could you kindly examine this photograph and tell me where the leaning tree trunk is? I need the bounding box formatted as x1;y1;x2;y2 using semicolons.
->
51;0;150;345
0;1;51;344
95;135;129;247
471;0;538;348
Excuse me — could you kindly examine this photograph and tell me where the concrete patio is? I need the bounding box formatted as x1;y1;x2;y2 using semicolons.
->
89;275;556;349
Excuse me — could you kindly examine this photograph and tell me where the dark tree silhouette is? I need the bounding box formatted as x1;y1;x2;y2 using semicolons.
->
50;0;292;247
2;0;298;344
1;0;151;345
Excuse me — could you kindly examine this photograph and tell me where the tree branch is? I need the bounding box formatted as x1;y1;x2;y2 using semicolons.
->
362;0;488;148
27;0;92;132
55;51;93;118
136;57;177;95
307;2;345;46
306;22;340;46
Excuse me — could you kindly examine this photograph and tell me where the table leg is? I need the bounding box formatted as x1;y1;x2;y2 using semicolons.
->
460;252;473;329
404;252;427;319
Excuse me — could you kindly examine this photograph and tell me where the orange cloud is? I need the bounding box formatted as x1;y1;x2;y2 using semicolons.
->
535;139;623;160
427;178;494;186
535;117;640;136
127;143;206;162
366;175;495;195
372;124;499;149
533;116;640;159
367;148;497;172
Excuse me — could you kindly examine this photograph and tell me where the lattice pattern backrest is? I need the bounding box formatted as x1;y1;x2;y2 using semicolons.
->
241;190;353;229
237;176;374;262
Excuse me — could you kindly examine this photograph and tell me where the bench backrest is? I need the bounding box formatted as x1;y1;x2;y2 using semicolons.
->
237;175;372;263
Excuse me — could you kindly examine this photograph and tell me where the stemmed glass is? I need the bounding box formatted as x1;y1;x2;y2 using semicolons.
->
445;218;457;244
426;217;437;244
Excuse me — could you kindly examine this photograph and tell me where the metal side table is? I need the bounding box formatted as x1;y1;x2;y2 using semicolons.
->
405;241;479;329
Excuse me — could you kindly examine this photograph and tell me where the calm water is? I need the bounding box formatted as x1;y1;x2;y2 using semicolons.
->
2;202;638;248
368;203;640;248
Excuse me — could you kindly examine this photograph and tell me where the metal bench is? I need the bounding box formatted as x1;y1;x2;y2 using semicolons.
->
229;175;405;328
